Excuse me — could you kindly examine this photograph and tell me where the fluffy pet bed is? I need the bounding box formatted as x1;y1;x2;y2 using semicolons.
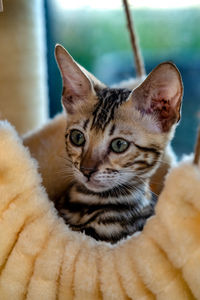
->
0;120;200;300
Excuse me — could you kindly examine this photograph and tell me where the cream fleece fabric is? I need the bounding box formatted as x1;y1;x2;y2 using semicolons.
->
0;120;200;300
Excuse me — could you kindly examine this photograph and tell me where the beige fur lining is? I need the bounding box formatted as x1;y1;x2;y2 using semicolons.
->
0;120;200;299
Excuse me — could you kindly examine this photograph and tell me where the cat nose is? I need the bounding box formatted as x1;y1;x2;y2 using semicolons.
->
80;166;97;179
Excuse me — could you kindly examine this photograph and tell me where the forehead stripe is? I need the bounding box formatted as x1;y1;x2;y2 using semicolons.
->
92;88;131;131
109;124;116;136
83;119;89;130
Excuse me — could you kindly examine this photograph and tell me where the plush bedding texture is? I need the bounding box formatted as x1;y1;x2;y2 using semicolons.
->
0;120;200;300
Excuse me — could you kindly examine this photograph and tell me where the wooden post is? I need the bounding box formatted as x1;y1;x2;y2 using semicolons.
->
0;0;48;134
0;0;3;12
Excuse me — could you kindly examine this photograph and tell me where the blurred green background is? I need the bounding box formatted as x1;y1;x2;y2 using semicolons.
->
45;0;200;157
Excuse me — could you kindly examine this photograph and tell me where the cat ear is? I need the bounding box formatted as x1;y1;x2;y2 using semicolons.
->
55;44;94;114
129;62;183;132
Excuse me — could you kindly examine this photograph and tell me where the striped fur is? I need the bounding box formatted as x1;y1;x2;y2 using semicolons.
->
56;87;163;243
56;181;156;243
92;88;131;131
55;47;183;243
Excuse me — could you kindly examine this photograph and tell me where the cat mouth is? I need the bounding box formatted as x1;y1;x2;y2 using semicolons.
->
75;171;118;192
84;180;110;192
76;181;139;199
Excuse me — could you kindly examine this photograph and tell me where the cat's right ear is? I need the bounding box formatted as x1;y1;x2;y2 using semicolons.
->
127;62;183;133
55;44;94;114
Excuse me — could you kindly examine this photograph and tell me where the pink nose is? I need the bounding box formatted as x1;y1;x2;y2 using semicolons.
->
80;166;97;179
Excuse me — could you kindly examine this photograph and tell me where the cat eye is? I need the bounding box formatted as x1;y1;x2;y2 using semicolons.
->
69;129;85;147
110;138;129;153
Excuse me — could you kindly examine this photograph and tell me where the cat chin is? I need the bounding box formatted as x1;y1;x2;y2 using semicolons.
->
75;174;116;193
82;180;113;193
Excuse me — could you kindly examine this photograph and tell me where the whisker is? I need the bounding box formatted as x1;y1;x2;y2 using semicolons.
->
57;154;72;163
119;168;165;186
133;176;159;199
117;169;159;198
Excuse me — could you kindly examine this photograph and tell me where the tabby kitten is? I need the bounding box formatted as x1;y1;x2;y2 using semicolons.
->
55;45;183;243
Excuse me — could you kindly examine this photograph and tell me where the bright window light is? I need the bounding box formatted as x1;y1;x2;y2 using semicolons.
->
57;0;200;10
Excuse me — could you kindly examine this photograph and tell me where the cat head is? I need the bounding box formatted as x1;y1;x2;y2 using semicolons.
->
55;45;183;193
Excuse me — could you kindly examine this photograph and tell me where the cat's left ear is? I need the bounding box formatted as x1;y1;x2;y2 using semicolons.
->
128;62;183;132
55;44;94;114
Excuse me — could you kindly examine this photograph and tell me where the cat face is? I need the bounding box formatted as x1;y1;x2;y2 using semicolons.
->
55;45;183;193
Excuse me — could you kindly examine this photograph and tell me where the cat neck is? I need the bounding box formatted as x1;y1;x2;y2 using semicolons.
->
71;180;151;204
56;179;156;243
